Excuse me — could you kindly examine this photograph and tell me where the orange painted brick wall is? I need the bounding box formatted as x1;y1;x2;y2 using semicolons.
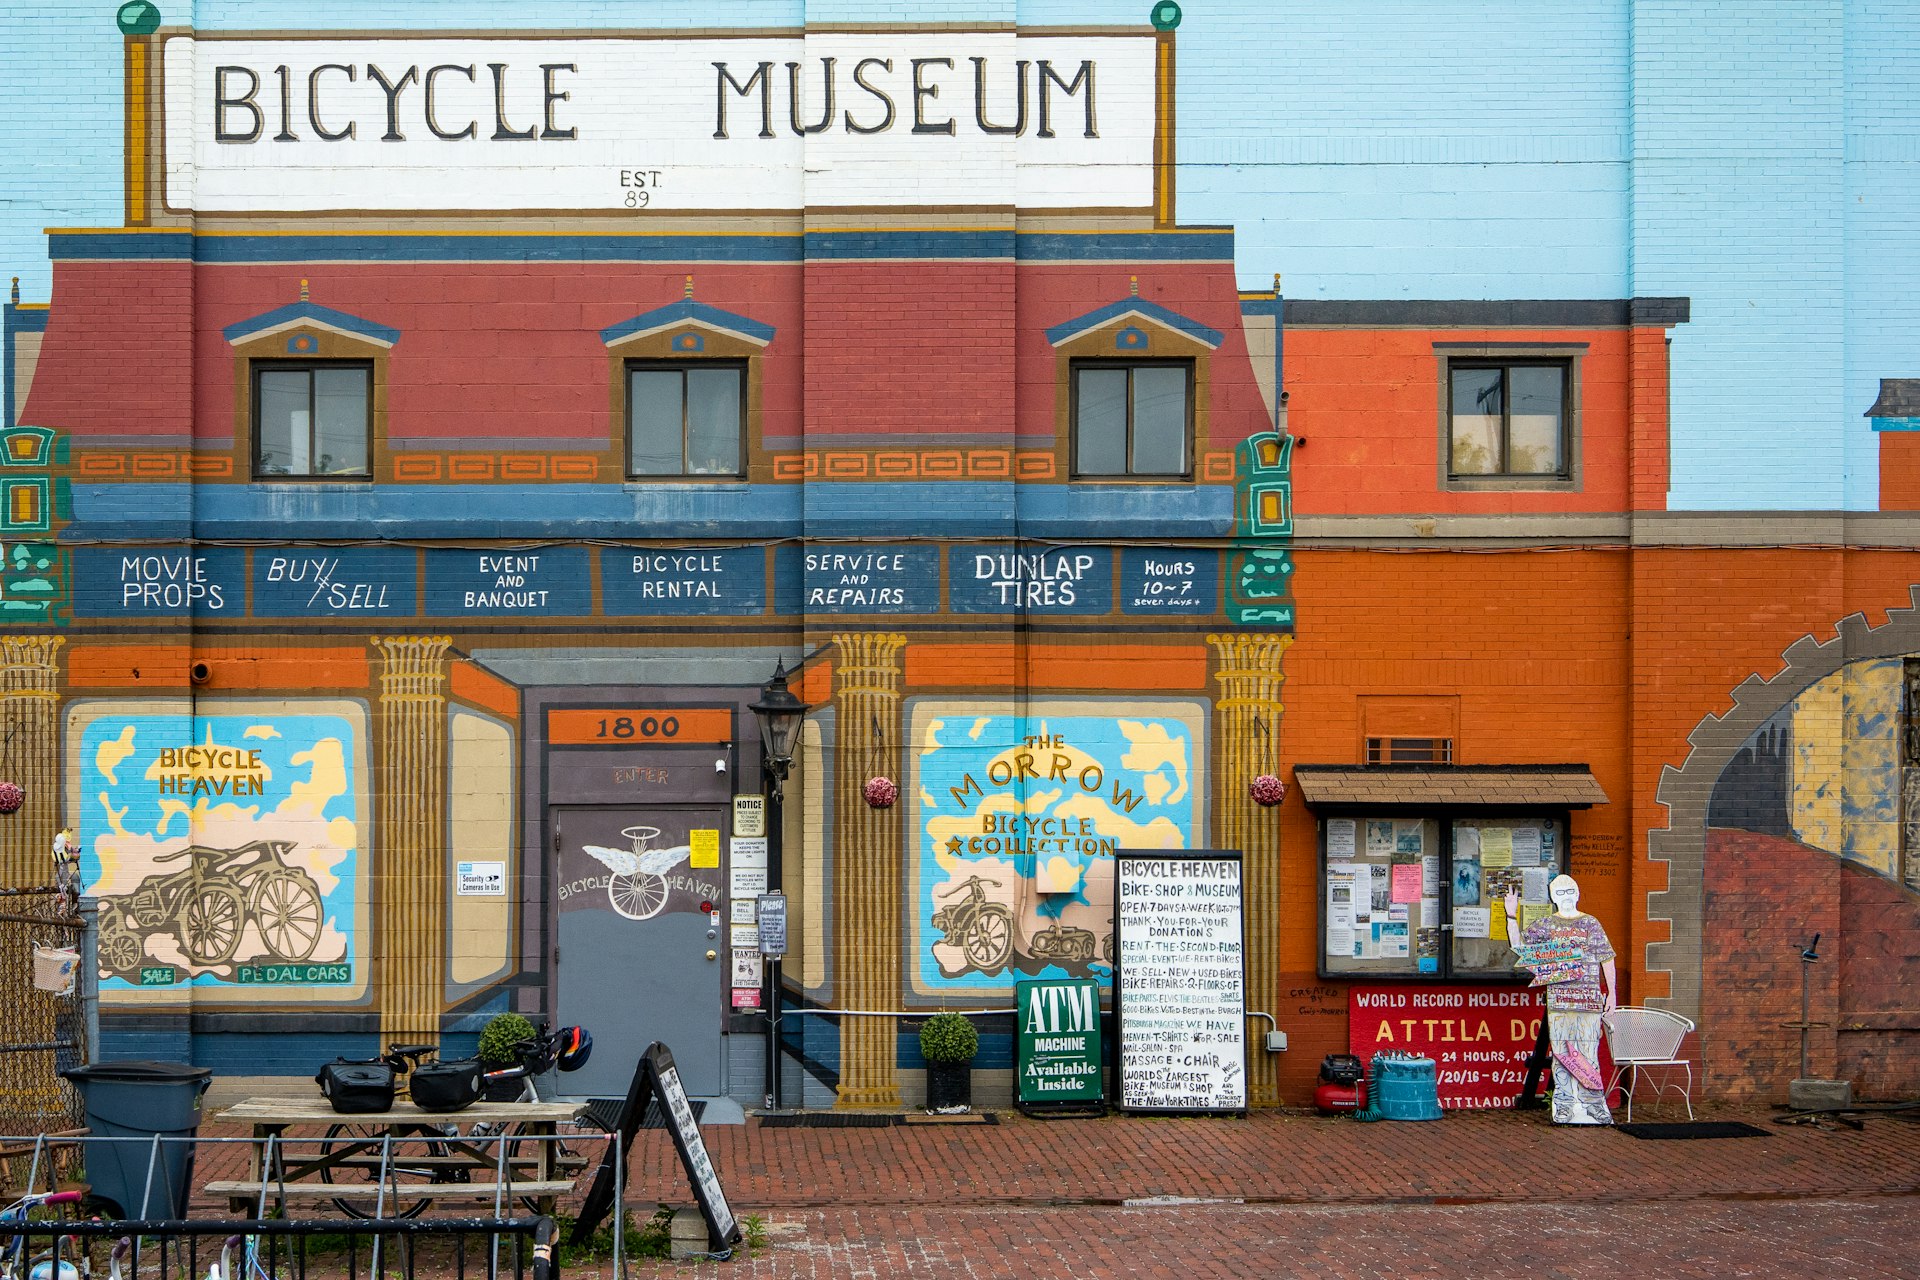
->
1284;327;1660;515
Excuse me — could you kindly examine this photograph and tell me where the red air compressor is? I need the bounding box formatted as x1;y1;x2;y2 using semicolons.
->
1314;1053;1367;1114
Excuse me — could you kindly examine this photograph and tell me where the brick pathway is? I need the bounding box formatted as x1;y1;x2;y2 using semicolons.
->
187;1105;1920;1276
610;1108;1920;1209
627;1198;1914;1279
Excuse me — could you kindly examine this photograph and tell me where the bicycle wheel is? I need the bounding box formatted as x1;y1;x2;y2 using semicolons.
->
318;1124;439;1219
182;884;244;963
253;872;323;961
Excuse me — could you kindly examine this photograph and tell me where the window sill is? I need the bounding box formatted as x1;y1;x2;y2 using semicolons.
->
1442;475;1578;494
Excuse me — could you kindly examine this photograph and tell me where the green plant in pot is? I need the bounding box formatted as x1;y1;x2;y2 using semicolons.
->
478;1012;536;1100
919;1011;978;1112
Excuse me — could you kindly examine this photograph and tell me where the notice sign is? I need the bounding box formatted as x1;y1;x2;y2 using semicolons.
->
455;861;506;896
1348;985;1546;1109
1113;849;1247;1113
1015;979;1104;1109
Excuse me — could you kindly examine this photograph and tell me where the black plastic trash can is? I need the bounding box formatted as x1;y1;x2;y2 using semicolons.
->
61;1060;213;1218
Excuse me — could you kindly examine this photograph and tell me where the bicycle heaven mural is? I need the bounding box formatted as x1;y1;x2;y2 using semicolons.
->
72;708;365;994
909;701;1205;996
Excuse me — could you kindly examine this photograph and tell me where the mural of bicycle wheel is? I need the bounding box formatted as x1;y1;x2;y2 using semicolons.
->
910;701;1204;995
77;709;362;990
582;825;693;921
97;841;328;980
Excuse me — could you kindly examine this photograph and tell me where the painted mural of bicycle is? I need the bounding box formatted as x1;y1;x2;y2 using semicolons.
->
582;825;692;921
98;840;327;977
931;876;1015;971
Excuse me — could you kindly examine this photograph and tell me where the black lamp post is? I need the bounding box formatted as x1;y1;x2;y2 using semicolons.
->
749;659;808;1110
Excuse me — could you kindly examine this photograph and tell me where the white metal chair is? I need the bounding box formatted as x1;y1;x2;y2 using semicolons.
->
1601;1006;1695;1121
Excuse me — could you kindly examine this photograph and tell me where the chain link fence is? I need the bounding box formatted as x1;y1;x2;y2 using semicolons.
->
0;885;89;1158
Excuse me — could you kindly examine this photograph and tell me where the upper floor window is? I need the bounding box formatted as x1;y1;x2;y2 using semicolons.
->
627;361;745;478
253;362;371;479
1072;359;1193;478
1447;360;1570;479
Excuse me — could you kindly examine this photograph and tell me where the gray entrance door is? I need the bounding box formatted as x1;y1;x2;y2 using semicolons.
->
553;805;727;1097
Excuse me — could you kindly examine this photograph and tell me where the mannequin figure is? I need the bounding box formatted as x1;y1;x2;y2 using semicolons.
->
1504;874;1615;1125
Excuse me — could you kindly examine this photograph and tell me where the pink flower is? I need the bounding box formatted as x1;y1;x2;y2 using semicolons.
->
1249;774;1286;807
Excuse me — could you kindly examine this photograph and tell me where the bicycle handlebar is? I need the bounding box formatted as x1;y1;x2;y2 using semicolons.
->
936;877;1000;897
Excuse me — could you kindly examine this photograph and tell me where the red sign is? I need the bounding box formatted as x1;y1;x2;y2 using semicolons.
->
1348;985;1545;1110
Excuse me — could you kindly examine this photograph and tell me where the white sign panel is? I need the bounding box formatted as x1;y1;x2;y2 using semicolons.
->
1113;849;1247;1113
455;860;506;896
732;794;766;838
160;32;1158;213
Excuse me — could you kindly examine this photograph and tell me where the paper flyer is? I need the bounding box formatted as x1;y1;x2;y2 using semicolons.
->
1522;866;1552;904
1480;827;1514;867
1420;896;1439;926
1370;865;1391;915
1452;857;1482;908
1366;820;1395;857
1393;820;1425;861
1379;921;1410;958
1512;826;1542;866
1520;903;1552;932
1454;906;1492;939
1454;826;1479;860
1327;818;1357;858
1422;854;1441;897
1390;862;1422;904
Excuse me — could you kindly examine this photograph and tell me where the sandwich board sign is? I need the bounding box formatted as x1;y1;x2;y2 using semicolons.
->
1015;977;1105;1114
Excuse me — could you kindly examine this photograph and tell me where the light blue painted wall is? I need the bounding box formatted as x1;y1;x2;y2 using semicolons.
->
1845;0;1920;511
1;1;1915;512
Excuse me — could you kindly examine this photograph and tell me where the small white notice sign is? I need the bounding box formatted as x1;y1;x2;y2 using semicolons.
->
455;861;506;896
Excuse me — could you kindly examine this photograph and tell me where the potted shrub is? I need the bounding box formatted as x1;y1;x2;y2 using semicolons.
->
919;1011;978;1112
477;1011;537;1100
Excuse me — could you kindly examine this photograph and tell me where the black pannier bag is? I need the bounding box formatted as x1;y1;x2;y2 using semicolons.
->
409;1058;484;1114
1319;1053;1366;1086
315;1058;396;1114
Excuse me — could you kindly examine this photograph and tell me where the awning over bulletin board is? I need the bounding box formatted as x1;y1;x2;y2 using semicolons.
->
1291;764;1607;810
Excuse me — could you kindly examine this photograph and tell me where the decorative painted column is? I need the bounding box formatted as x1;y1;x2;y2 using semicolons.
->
373;636;453;1046
0;636;64;888
1207;632;1292;1107
829;632;906;1108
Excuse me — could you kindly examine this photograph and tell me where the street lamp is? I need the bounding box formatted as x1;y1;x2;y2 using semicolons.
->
749;658;809;1110
749;659;808;799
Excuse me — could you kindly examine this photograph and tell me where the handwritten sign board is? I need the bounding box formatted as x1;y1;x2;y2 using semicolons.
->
570;1040;739;1254
1119;549;1218;615
424;546;590;616
74;546;247;617
948;547;1112;615
602;547;766;616
252;547;417;617
1348;985;1546;1109
1113;848;1247;1114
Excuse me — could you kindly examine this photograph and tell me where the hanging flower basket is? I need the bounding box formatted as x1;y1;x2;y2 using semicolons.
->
0;782;24;814
1249;773;1286;808
863;776;898;809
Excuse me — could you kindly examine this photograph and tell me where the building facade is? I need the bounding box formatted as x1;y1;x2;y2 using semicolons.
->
2;1;1917;1108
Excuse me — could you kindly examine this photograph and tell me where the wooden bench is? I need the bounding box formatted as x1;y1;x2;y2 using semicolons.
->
205;1180;575;1203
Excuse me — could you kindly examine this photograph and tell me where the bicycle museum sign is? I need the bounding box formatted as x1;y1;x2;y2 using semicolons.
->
909;700;1206;997
74;709;364;995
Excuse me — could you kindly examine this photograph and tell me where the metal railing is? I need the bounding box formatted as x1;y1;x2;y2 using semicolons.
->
2;1128;626;1279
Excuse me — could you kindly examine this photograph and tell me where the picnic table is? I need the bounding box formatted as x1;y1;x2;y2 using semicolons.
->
208;1096;588;1216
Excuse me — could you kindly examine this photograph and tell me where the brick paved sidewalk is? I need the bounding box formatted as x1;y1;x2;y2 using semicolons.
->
192;1104;1920;1214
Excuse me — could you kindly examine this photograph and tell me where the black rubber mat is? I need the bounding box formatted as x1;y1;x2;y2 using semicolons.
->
758;1113;897;1128
1615;1120;1769;1139
579;1096;706;1130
